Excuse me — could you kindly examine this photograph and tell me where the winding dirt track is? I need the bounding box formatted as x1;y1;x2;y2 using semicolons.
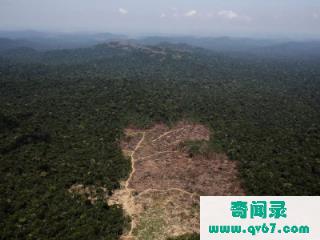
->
126;132;145;190
108;122;244;240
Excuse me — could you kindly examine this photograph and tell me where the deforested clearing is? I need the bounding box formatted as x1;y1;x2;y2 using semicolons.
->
108;121;244;240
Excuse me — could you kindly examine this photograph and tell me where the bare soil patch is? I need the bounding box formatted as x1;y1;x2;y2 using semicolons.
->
108;121;244;240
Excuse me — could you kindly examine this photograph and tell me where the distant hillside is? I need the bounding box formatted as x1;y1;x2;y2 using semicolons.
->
1;31;320;59
137;36;320;59
254;41;320;58
0;38;36;52
0;41;192;61
0;31;127;50
137;36;280;52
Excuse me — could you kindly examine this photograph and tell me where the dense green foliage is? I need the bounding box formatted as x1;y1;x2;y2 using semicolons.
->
1;43;320;239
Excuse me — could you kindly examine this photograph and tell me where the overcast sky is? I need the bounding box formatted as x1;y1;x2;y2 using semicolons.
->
0;0;320;38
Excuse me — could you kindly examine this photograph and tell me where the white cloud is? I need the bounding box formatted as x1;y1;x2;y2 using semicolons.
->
185;10;197;17
313;13;319;19
160;13;166;18
218;10;238;19
118;8;128;15
217;10;252;22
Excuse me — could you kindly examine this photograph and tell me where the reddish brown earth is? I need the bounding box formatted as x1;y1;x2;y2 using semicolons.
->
108;121;244;240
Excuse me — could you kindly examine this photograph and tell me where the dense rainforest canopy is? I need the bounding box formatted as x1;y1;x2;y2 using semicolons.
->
0;42;319;239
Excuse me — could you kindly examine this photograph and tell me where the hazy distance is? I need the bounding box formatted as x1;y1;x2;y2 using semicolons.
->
0;0;320;39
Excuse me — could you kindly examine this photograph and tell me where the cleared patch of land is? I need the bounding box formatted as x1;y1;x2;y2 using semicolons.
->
108;121;244;240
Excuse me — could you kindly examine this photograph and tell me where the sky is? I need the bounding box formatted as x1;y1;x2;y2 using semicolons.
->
0;0;320;38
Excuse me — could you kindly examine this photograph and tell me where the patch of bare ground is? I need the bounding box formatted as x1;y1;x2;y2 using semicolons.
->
108;121;244;240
